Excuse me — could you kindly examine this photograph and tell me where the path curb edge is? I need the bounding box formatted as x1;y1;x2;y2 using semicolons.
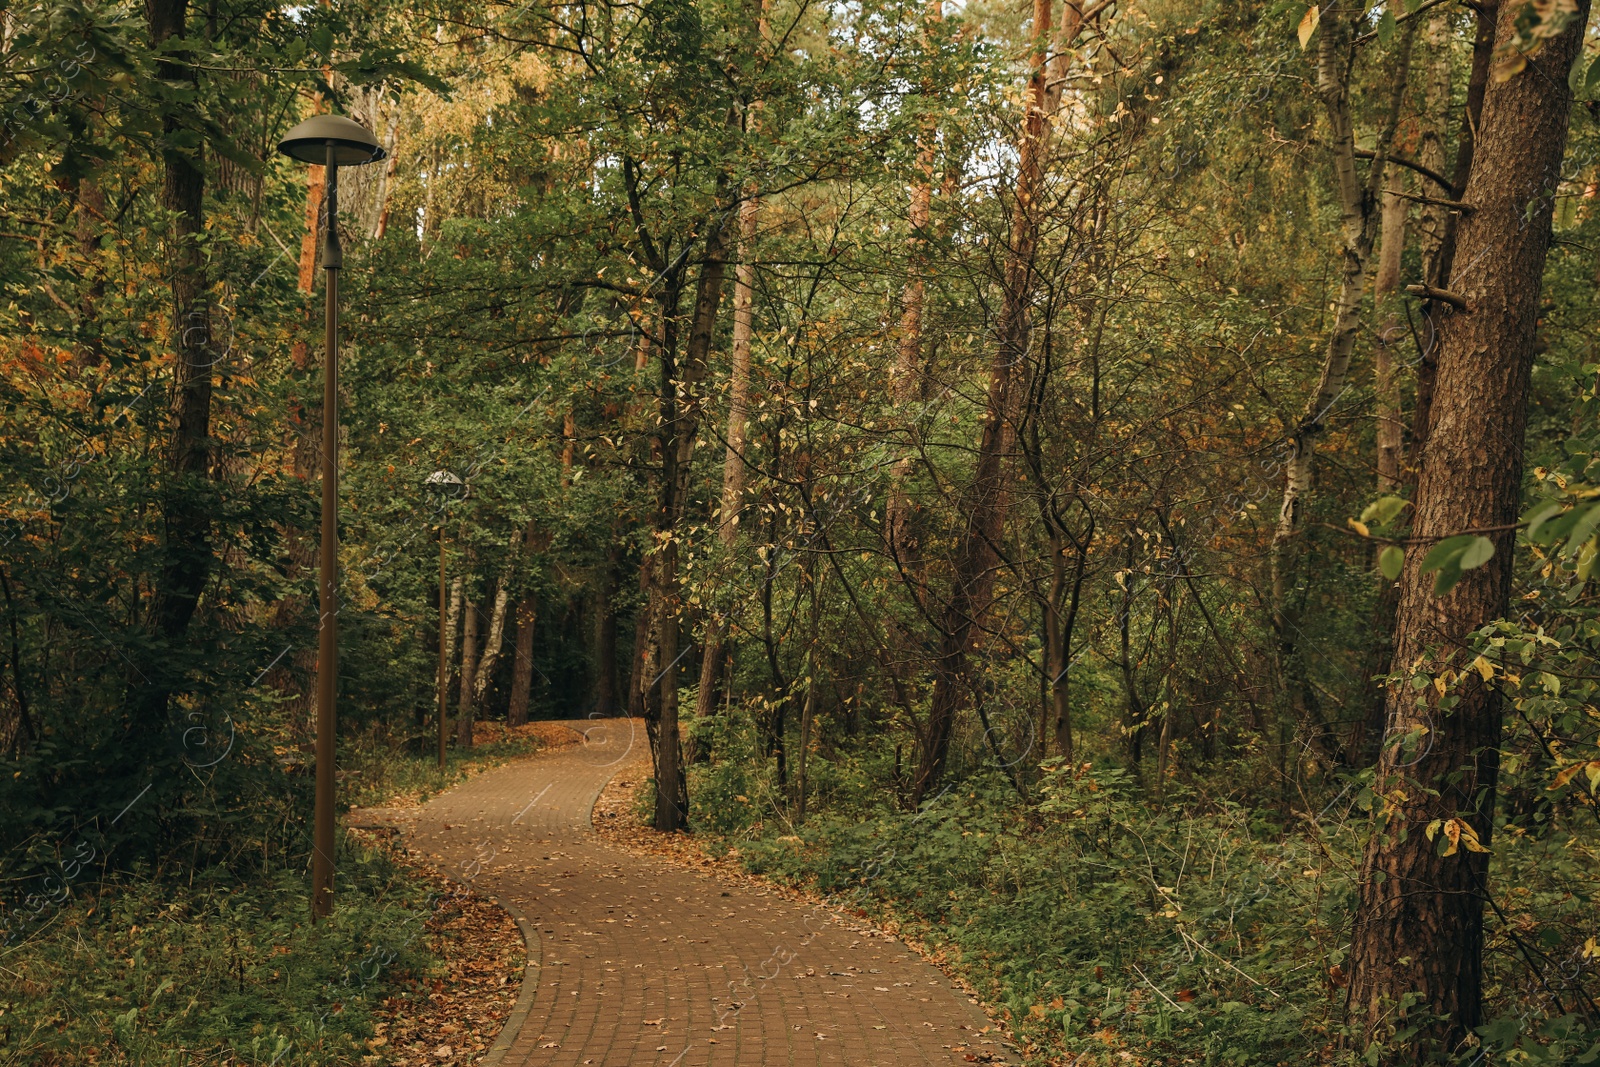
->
479;892;542;1067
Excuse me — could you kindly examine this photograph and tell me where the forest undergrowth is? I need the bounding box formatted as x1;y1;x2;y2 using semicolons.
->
687;715;1600;1066
0;731;537;1066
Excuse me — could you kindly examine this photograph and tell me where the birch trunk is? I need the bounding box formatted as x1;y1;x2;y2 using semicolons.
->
1269;4;1413;770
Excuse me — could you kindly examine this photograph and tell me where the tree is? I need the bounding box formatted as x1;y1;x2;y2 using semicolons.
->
1345;1;1591;1055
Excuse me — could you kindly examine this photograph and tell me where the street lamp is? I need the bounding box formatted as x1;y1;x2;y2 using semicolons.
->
278;113;386;922
425;470;465;771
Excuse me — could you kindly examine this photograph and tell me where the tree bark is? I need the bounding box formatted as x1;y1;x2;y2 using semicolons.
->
473;576;512;704
886;0;940;568
472;528;524;706
508;596;537;726
1413;2;1499;464
1346;2;1588;1055
1355;169;1410;764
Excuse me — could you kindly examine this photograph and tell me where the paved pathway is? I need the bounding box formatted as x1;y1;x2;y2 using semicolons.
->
367;719;1017;1066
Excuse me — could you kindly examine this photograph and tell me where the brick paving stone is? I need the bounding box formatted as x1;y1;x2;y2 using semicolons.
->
378;719;1017;1066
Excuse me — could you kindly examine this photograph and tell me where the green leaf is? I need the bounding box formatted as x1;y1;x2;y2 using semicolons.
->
1377;9;1396;45
1361;495;1409;526
1420;534;1475;574
1524;498;1565;542
1578;538;1598;580
310;25;334;57
1433;561;1466;595
1457;536;1494;570
1379;545;1405;580
1588;53;1600;92
1563;502;1600;558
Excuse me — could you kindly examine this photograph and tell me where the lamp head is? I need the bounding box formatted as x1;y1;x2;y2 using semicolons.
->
278;114;385;166
425;470;466;499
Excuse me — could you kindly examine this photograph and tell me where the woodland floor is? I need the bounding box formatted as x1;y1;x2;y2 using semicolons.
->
354;719;1022;1066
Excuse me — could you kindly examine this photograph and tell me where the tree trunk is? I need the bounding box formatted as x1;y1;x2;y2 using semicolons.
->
1374;168;1407;493
651;205;730;831
1044;521;1088;762
298;163;326;294
472;529;524;705
628;555;655;720
1270;4;1413;772
457;592;479;748
911;0;1081;804
1355;168;1410;764
507;596;537;726
595;546;621;717
133;0;214;735
1413;2;1499;463
473;577;512;704
694;189;760;732
886;0;939;567
1346;3;1588;1055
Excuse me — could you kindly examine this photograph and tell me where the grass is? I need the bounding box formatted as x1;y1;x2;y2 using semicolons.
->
0;723;547;1065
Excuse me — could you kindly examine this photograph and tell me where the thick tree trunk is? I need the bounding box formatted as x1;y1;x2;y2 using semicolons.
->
1413;2;1498;462
1270;4;1413;771
1346;3;1588;1055
507;597;537;726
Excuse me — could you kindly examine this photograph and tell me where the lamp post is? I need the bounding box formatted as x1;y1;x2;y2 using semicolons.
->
277;114;386;921
425;470;465;771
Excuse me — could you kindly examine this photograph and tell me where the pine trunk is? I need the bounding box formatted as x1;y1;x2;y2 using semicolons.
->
1346;3;1588;1054
911;0;1074;803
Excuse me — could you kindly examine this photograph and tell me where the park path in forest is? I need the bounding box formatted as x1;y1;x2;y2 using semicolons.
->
360;719;1018;1067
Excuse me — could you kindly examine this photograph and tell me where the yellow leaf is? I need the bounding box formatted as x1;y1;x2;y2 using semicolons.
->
1298;5;1320;50
1552;763;1586;790
1472;655;1494;682
1348;518;1370;538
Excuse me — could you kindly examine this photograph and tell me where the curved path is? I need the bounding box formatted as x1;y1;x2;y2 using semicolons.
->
363;720;1017;1066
